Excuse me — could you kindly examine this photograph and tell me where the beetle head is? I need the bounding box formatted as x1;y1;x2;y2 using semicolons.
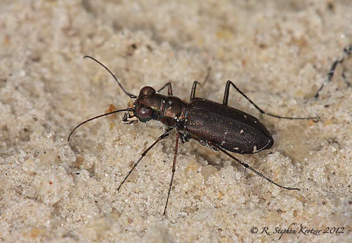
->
133;86;161;122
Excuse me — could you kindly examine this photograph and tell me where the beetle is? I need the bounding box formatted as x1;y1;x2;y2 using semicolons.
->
68;56;318;215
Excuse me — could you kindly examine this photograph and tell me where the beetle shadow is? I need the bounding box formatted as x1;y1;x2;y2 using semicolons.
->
187;140;261;172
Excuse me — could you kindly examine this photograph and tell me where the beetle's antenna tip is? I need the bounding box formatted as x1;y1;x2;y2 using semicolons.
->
67;109;130;142
82;55;137;98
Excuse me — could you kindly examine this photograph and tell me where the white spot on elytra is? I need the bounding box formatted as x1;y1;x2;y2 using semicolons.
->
253;146;257;153
240;130;244;134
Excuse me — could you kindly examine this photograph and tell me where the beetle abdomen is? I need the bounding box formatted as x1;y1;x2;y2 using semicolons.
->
185;98;273;154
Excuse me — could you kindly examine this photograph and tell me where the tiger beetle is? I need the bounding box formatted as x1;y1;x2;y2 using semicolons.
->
68;56;319;215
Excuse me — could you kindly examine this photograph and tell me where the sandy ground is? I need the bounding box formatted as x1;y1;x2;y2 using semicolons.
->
0;0;351;242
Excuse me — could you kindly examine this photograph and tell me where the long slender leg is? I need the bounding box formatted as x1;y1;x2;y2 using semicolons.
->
223;80;319;120
211;142;299;191
315;45;352;98
189;68;212;100
190;81;201;100
157;82;173;95
117;129;172;191
163;132;180;215
202;67;212;86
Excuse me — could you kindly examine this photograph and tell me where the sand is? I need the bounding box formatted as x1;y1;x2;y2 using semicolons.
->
0;0;351;242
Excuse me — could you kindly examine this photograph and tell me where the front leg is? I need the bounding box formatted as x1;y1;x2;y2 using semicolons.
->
157;82;173;95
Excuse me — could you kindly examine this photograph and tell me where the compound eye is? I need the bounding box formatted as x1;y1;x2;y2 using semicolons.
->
136;106;153;119
140;86;155;97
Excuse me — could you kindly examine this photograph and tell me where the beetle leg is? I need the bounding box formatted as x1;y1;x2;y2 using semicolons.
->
211;142;300;191
202;67;212;86
157;82;173;95
117;128;173;192
189;81;201;99
163;132;180;215
223;80;319;121
315;45;352;98
179;132;191;143
189;68;212;100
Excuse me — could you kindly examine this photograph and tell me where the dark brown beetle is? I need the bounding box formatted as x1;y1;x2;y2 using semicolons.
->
69;56;318;215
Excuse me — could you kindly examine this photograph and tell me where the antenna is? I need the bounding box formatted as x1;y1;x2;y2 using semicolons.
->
68;109;131;141
84;56;137;98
